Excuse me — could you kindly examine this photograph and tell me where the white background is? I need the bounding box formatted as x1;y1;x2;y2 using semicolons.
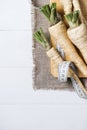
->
0;0;87;129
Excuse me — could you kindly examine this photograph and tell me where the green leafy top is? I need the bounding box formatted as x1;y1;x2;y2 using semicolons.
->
65;10;80;28
33;28;51;51
40;3;61;25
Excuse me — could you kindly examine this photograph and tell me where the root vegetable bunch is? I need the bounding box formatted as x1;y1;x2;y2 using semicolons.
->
33;28;87;99
40;3;87;77
65;10;87;64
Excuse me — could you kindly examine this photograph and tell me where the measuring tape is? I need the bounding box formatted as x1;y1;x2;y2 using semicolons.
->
57;44;87;99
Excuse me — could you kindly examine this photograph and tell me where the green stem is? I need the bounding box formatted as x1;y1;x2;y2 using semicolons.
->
33;28;51;51
40;4;51;22
50;3;59;25
40;3;61;25
65;10;80;28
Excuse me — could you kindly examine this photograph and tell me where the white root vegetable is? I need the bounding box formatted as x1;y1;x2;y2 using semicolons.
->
50;0;73;14
61;0;73;14
65;10;87;64
73;0;87;25
67;23;87;63
49;21;87;76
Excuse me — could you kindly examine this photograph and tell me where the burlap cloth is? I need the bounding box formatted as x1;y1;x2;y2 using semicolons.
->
31;0;87;90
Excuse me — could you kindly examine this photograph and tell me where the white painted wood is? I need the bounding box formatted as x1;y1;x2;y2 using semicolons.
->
0;0;30;30
0;31;32;67
0;0;86;130
0;105;87;130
